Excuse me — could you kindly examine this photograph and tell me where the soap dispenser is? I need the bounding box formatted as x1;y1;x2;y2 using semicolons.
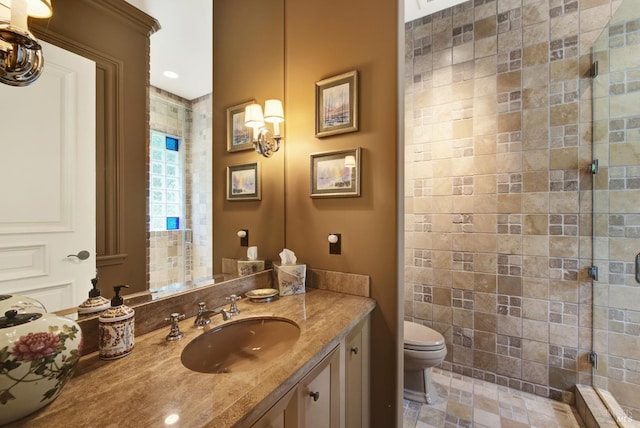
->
77;275;110;316
98;285;135;360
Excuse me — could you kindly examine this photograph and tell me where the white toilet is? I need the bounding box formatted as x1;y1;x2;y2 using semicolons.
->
403;321;447;404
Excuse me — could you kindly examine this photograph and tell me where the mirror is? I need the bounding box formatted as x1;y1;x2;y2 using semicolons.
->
112;0;286;307
9;0;285;316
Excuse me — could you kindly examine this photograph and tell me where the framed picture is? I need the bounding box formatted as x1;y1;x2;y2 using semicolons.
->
310;147;361;198
315;70;358;138
227;162;261;201
227;100;255;152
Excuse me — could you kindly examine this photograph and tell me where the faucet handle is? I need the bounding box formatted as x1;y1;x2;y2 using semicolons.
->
226;294;241;315
165;312;185;323
165;312;185;341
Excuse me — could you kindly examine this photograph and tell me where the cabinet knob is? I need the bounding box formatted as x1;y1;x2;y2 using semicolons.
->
309;391;320;402
350;346;359;355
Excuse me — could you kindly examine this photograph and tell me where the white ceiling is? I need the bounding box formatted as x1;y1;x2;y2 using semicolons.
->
120;0;461;100
124;0;212;101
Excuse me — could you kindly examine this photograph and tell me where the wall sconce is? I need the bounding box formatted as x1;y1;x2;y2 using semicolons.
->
0;0;52;87
244;99;284;158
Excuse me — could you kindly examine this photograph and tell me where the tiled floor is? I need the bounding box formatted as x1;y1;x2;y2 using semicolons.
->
403;369;584;428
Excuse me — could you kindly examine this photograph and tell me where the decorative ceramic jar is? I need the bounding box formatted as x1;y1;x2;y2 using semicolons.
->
77;277;110;316
0;294;83;425
0;294;46;314
98;285;135;360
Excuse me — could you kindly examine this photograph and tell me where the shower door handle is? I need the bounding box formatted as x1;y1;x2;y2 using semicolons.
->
636;253;640;283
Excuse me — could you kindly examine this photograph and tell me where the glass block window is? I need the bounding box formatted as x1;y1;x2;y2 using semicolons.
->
150;131;183;231
166;217;179;230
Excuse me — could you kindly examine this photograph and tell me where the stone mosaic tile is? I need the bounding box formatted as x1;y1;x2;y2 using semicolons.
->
404;369;584;427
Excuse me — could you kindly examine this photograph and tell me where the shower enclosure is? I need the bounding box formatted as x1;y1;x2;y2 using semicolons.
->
148;90;213;291
592;0;640;419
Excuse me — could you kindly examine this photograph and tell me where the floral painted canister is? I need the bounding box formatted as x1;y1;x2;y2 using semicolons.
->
0;294;46;314
98;285;135;360
0;296;83;425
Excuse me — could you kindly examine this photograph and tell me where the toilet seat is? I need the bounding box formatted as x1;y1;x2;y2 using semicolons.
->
404;321;445;351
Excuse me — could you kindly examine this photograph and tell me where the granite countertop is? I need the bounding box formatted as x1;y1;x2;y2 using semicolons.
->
11;289;376;427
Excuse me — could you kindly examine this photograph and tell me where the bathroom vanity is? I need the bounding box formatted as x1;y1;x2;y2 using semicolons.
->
254;316;370;427
7;285;374;427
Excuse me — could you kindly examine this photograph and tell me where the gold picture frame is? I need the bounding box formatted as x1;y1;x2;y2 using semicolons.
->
310;147;361;198
226;100;255;152
315;70;358;138
227;162;261;201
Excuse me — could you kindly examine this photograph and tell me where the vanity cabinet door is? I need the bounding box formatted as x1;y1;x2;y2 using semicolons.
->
345;317;370;428
252;385;297;428
298;347;340;428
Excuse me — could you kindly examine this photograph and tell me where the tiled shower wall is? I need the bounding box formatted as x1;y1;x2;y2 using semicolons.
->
404;0;619;403
148;87;213;289
189;94;214;283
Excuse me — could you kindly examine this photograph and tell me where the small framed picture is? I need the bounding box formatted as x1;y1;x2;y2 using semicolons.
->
227;162;261;201
315;70;358;138
227;100;255;152
310;147;361;198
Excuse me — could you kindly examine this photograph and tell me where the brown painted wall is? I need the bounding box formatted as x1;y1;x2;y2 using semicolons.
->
31;0;157;295
37;0;399;422
284;0;399;425
213;0;285;272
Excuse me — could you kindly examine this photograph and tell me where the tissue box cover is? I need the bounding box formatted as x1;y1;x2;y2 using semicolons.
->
276;264;306;296
237;260;265;276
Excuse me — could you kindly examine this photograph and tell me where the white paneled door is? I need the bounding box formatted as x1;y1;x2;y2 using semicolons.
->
0;41;96;311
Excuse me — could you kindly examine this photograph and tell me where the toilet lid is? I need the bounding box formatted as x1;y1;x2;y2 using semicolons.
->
404;321;445;350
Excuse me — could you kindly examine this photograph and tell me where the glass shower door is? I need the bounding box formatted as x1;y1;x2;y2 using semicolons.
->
591;0;640;419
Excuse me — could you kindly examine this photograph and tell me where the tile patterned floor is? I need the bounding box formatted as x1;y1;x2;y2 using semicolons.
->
403;369;585;428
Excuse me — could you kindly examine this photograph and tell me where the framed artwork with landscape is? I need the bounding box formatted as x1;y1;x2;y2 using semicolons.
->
227;162;261;201
315;70;358;138
310;147;361;198
226;100;255;152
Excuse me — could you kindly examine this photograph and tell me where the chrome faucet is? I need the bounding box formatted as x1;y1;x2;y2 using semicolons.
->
194;302;232;326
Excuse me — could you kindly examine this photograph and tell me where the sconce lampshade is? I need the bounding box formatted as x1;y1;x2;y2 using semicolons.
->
344;155;356;168
264;99;284;124
244;103;265;128
0;0;52;19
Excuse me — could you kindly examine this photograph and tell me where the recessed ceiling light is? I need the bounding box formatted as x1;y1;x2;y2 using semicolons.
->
163;70;179;79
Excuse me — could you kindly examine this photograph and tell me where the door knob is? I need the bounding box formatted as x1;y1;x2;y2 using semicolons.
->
67;250;90;260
